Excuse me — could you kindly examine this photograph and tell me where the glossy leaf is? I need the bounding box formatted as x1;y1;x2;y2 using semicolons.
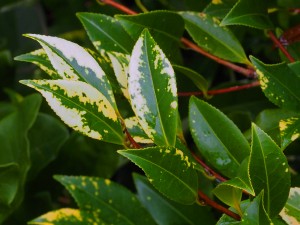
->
221;0;273;29
128;29;178;146
173;65;209;97
107;52;130;100
204;0;238;18
27;113;69;179
279;116;300;149
241;192;272;224
55;176;156;225
189;96;250;178
250;56;300;111
118;146;198;204
249;124;291;218
24;34;117;110
133;173;215;225
180;11;249;64
77;13;134;54
116;11;184;63
124;117;152;144
14;49;60;79
20;80;124;145
29;208;99;225
0;94;41;223
280;187;300;224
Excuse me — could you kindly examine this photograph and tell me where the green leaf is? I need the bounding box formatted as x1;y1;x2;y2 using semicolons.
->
20;80;124;145
55;176;156;225
124;117;153;144
27;113;69;180
241;192;272;225
189;96;250;178
179;11;250;65
279;116;300;149
280;187;300;224
249;124;291;218
29;208;98;225
133;173;216;225
173;65;209;98
107;52;131;100
118;146;198;204
24;34;117;110
204;0;238;18
0;94;41;223
77;12;134;54
250;56;300;111
221;0;273;29
128;29;178;146
14;49;60;79
116;11;185;63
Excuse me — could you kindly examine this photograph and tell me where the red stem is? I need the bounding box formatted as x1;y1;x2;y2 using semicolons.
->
98;0;255;78
192;152;227;182
268;30;295;63
289;8;300;14
198;190;241;221
179;81;260;97
181;38;255;77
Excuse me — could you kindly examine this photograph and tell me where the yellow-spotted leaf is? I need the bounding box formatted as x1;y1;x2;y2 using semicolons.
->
14;49;60;79
128;29;178;147
107;52;130;100
118;146;198;204
24;34;117;110
280;116;300;149
28;208;98;225
280;187;300;224
54;176;156;225
20;80;124;145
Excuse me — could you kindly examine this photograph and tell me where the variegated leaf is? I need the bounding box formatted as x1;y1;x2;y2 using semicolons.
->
128;29;178;147
108;52;130;100
280;187;300;225
20;80;124;145
279;116;300;149
14;49;60;79
124;117;153;144
28;208;100;225
24;34;117;110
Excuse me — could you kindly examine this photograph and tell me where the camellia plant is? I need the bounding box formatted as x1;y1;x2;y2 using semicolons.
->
9;0;300;224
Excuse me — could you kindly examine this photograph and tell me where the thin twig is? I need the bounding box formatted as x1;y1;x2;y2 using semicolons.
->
97;0;137;15
192;152;227;182
198;190;241;221
268;30;295;63
179;81;260;97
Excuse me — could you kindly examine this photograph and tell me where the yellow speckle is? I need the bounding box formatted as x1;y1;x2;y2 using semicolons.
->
291;133;299;141
93;41;101;48
108;199;113;204
170;101;177;109
175;149;184;159
285;168;289;172
104;179;111;186
41;208;82;222
70;184;76;190
257;70;269;90
279;121;288;131
212;0;222;4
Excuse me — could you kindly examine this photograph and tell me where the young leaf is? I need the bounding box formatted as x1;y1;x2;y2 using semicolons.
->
179;11;250;65
249;124;291;218
116;11;184;63
128;29;178;147
24;34;117;110
221;0;273;29
133;173;215;225
118;146;198;205
250;56;300;111
107;52;131;100
14;49;60;79
77;13;134;54
189;96;250;178
173;65;209;97
280;187;300;224
20;80;124;145
55;176;156;225
279;116;300;149
241;192;272;224
28;208;99;225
